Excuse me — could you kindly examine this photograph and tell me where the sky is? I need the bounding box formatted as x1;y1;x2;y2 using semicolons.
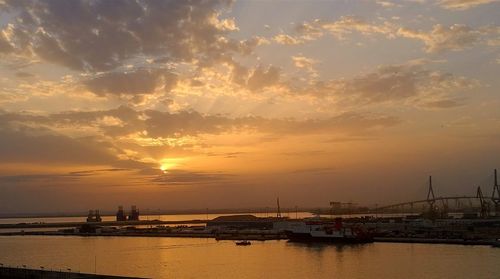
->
0;0;499;214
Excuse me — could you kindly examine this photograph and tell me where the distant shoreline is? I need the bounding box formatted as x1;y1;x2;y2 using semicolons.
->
0;208;317;220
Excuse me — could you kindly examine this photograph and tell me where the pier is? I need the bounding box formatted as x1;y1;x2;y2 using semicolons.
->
0;266;145;279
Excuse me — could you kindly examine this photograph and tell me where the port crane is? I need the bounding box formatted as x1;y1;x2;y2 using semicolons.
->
476;186;490;218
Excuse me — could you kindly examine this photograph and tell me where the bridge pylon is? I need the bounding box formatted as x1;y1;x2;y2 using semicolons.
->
426;176;438;219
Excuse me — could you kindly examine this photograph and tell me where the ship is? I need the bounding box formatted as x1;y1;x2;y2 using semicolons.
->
235;240;252;246
283;217;373;243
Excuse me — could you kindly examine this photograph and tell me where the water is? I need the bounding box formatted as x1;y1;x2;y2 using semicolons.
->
0;236;499;279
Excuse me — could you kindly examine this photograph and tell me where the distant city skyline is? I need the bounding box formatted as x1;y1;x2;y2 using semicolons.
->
0;0;499;214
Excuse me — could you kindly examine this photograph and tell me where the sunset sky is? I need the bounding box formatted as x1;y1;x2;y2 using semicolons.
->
0;0;499;214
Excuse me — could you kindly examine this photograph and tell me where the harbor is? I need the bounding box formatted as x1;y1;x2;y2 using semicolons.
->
2;171;499;247
1;213;499;247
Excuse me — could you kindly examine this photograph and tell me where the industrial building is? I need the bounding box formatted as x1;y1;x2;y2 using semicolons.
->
86;209;102;222
207;215;281;230
115;205;140;221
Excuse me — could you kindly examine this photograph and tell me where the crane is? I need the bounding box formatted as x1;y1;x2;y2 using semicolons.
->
476;186;490;218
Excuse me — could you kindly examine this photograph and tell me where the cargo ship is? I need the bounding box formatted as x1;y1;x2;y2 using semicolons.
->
284;217;373;243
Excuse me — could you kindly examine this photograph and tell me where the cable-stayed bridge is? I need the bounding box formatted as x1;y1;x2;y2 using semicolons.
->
372;169;500;218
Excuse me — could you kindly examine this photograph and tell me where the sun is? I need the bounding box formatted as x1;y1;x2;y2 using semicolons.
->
160;163;175;173
159;158;185;173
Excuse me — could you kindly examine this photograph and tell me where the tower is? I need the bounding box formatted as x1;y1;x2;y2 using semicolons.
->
116;205;126;221
128;205;140;221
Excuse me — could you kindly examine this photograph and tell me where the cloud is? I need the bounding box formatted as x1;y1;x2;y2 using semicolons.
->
438;0;499;10
247;65;281;91
318;16;396;40
397;24;492;53
295;16;395;41
290;167;336;174
260;113;400;135
0;169;129;184
0;174;82;186
1;0;249;71
273;34;304;45
123;109;398;138
0;113;152;168
375;1;400;7
0;107;399;192
68;168;130;176
343;64;434;103
0;30;14;53
84;68;178;96
0;126;111;165
285;16;498;53
289;61;479;107
14;71;35;78
0;106;399;146
151;169;233;186
351;64;478;105
421;98;464;108
292;55;318;72
132;110;400;138
206;151;246;158
228;62;282;91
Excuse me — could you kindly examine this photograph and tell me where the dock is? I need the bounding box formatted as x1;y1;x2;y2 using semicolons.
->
0;266;146;279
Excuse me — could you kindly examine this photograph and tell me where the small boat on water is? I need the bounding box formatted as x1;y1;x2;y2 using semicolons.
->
284;217;373;244
235;240;251;246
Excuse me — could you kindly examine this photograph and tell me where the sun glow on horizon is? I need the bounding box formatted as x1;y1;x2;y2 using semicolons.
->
159;158;187;172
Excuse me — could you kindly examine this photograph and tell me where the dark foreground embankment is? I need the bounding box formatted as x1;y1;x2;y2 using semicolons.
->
0;267;146;279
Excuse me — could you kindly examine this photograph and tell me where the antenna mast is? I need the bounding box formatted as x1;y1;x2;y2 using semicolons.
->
276;197;282;218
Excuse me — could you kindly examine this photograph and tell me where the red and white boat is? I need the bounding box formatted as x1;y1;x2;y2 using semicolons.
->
284;217;373;243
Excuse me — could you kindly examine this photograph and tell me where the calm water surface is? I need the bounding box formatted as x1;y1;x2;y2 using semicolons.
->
0;236;499;279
